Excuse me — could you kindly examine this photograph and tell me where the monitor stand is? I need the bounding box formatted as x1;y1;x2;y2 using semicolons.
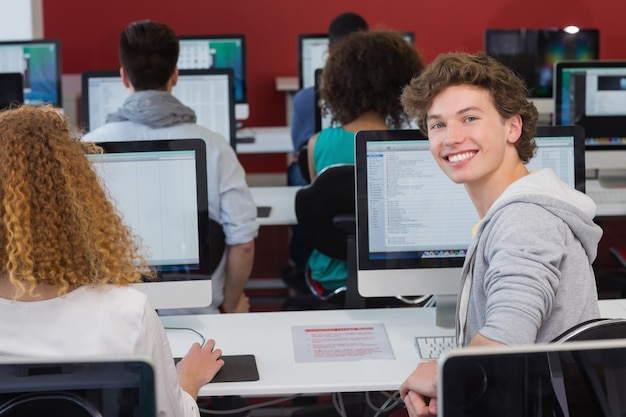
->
435;295;457;328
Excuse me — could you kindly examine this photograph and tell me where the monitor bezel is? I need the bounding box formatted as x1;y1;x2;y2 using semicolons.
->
553;59;626;151
81;68;237;150
0;38;62;108
92;138;210;282
178;34;247;105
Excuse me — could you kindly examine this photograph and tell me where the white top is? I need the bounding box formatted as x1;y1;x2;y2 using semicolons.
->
0;285;199;417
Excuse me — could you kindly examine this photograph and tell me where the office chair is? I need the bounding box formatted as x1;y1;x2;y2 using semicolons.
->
293;164;364;309
297;145;311;184
0;392;102;417
551;318;626;343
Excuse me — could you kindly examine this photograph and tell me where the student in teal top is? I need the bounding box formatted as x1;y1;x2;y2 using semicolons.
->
306;30;425;291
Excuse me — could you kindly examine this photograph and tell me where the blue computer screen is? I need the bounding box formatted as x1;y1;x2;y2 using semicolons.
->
0;39;61;107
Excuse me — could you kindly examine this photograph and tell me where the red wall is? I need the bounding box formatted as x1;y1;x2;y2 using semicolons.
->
43;0;624;128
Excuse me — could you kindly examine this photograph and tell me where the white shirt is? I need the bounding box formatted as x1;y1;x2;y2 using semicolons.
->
0;285;199;417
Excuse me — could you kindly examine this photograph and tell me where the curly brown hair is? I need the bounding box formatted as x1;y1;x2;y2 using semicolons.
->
320;30;425;127
0;105;151;300
401;52;539;163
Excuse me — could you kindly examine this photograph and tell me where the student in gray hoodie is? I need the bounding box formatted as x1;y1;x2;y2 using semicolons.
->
398;52;602;417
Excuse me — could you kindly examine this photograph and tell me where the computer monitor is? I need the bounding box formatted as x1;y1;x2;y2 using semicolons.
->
0;73;24;110
81;68;236;150
485;28;599;99
86;138;212;310
0;39;62;107
298;31;415;90
178;34;248;121
439;339;626;417
0;357;156;417
355;126;585;327
553;60;626;177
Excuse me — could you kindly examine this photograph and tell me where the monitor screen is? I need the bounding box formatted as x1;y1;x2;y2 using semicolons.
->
298;31;415;90
0;358;156;417
86;138;212;310
355;126;585;326
0;73;24;110
81;69;236;150
0;39;62;107
178;34;248;120
485;28;599;98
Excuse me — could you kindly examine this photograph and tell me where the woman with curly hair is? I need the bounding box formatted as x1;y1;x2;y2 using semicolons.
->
305;30;425;292
0;105;223;417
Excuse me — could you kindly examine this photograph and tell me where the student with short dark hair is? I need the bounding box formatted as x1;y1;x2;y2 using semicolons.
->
399;52;601;417
84;20;258;315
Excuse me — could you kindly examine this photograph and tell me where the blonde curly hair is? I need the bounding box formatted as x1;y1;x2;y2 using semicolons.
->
0;105;151;300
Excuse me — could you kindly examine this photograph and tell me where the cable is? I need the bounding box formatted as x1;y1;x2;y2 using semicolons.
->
198;394;302;415
366;391;403;417
331;392;348;417
163;326;206;347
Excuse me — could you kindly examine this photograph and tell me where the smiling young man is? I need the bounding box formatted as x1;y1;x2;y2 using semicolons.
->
397;52;602;417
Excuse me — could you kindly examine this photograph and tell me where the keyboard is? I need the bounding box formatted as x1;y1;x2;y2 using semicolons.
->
587;188;626;205
415;336;457;360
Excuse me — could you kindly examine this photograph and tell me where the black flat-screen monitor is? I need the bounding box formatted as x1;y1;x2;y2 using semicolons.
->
298;31;415;90
554;60;626;175
0;73;24;110
86;138;213;310
355;126;585;327
0;39;62;107
439;339;626;417
178;34;248;120
81;68;236;150
485;28;599;98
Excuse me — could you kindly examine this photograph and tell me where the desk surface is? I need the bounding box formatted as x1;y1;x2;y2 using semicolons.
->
251;186;301;226
162;299;626;397
163;306;453;396
237;126;292;154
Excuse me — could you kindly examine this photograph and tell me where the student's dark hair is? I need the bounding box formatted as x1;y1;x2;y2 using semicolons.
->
119;20;179;91
328;12;368;44
401;52;538;163
321;30;425;127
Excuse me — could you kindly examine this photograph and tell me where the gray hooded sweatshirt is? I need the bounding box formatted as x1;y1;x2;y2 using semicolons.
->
457;168;602;346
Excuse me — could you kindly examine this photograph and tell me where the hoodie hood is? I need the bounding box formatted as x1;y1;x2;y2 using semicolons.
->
482;168;601;261
106;90;196;128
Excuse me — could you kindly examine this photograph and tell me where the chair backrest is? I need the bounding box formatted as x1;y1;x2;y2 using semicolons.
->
208;218;226;275
552;318;626;343
295;164;355;260
297;145;311;184
0;358;156;417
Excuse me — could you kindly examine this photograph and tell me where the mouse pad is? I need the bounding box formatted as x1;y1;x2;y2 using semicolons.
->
210;354;259;383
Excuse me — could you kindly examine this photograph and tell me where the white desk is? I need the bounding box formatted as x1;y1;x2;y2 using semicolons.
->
587;179;626;216
237;126;293;154
162;299;626;397
162;306;452;397
251;186;301;226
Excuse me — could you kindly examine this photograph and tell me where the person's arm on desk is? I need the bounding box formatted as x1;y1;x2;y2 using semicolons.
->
176;339;224;400
400;334;506;417
221;240;255;313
